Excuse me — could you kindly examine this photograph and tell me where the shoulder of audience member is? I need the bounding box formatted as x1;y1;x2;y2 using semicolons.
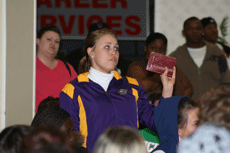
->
169;44;186;57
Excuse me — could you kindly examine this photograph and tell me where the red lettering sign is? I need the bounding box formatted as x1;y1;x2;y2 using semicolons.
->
37;0;52;8
74;0;90;8
107;16;122;35
111;0;127;9
78;15;85;35
125;16;141;35
59;15;76;34
55;0;72;8
93;0;108;8
40;15;57;28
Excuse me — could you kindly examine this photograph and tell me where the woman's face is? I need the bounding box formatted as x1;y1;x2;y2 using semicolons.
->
36;31;60;59
179;108;199;139
60;117;75;141
88;34;119;74
145;39;167;60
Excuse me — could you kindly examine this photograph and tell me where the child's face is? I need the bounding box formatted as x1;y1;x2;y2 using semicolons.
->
179;108;199;139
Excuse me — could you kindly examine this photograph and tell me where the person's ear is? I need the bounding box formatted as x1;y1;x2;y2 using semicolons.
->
87;47;94;59
178;128;184;139
182;30;185;37
36;38;40;46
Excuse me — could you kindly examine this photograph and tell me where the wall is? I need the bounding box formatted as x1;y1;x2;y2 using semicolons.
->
4;0;36;128
155;0;230;55
0;0;6;130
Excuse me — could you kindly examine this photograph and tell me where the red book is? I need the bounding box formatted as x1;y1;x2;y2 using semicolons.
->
146;52;177;77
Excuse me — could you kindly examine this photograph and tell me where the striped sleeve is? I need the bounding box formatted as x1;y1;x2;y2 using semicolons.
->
60;83;80;132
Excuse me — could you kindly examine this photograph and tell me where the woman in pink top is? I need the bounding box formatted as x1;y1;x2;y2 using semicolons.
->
36;25;77;112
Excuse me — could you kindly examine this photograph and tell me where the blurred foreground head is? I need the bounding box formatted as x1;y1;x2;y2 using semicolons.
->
0;125;31;153
20;126;76;153
198;83;230;130
94;126;147;153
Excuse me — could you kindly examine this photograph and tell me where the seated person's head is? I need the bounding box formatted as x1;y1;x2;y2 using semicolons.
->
198;83;230;131
151;96;199;152
147;92;162;106
31;106;76;144
145;33;167;59
0;125;31;153
20;126;76;153
37;96;60;112
94;126;147;153
178;97;199;140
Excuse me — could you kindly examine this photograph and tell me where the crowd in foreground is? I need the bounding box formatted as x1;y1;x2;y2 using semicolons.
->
1;15;230;153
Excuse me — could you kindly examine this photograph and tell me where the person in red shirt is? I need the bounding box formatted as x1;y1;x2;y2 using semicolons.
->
36;25;77;112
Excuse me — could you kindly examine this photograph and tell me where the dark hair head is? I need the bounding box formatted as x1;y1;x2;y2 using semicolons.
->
88;22;110;36
82;28;117;73
37;25;61;39
0;125;31;153
31;106;70;129
37;96;60;112
201;17;217;28
146;33;168;47
199;83;230;131
177;97;199;129
183;16;200;29
20;126;76;153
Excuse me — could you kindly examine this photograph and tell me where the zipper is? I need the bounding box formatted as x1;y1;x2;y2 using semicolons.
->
106;91;116;126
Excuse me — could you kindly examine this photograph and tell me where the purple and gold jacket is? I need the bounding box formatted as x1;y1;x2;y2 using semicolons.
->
60;71;155;151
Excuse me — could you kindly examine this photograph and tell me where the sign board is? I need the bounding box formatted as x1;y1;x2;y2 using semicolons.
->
37;0;149;40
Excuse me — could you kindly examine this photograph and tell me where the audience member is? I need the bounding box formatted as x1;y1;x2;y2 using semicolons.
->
198;83;230;130
170;16;230;101
201;17;230;67
94;126;147;153
37;96;60;112
60;28;175;151
36;25;77;112
127;33;193;97
31;106;91;153
0;125;31;153
20;126;76;153
201;17;230;56
178;83;230;153
140;96;199;153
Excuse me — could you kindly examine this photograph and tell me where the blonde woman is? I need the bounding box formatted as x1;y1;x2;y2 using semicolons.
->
60;28;175;151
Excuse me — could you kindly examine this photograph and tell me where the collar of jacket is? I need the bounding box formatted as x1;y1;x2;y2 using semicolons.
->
77;70;122;83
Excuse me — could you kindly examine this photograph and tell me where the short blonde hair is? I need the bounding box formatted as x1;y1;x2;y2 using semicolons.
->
94;126;147;153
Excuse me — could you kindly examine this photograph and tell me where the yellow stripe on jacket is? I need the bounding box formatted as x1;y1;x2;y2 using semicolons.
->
132;88;139;128
62;83;75;99
78;95;88;148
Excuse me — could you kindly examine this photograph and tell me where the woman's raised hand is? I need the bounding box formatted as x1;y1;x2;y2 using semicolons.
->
160;66;176;98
